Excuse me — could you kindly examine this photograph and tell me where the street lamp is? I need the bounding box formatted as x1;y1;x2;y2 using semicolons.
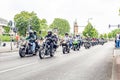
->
8;20;14;50
87;18;92;23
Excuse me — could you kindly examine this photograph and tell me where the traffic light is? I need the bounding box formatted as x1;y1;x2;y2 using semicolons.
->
109;24;111;28
13;27;18;33
118;24;120;28
8;20;13;27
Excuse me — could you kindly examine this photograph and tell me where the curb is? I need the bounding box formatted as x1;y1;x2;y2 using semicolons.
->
0;50;18;53
111;57;117;80
111;48;120;80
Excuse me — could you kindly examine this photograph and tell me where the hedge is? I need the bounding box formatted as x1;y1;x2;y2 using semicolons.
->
0;35;11;42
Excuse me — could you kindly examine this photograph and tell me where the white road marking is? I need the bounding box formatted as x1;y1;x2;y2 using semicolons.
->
0;62;37;74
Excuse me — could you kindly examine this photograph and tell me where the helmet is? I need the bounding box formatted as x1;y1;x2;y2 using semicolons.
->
34;30;37;35
65;32;69;36
48;30;52;36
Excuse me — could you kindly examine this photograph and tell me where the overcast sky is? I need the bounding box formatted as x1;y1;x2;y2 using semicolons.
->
0;0;120;34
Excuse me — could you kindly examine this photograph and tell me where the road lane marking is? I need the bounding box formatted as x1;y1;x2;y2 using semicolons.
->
0;62;37;74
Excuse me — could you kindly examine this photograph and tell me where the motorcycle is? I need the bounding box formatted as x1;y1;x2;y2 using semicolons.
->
39;38;55;59
72;39;80;51
62;41;70;54
99;39;105;45
19;40;40;57
84;41;91;49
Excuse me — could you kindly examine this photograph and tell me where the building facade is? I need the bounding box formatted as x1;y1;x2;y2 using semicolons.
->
0;18;8;35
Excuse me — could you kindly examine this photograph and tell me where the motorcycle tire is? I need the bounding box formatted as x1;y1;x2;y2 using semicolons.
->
50;51;54;57
39;49;45;59
63;47;66;54
19;48;26;57
67;48;70;53
73;47;76;51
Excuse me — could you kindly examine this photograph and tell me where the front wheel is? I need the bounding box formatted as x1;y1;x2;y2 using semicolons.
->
67;48;70;53
39;49;45;59
19;48;26;58
62;47;66;54
50;50;54;57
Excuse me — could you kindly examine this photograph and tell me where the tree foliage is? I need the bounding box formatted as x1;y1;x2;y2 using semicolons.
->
99;34;103;38
39;19;49;37
103;33;107;39
14;11;40;36
3;26;10;33
50;18;70;36
82;22;98;38
110;29;120;38
108;32;112;39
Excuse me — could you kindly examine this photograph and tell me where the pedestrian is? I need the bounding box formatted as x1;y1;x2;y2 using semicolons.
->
16;34;20;48
116;32;120;48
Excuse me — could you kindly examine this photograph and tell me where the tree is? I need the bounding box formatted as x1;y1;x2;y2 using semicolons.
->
39;19;49;37
99;34;103;38
82;22;98;38
103;33;107;39
108;32;112;39
110;29;120;38
50;18;70;36
3;26;10;33
14;11;40;36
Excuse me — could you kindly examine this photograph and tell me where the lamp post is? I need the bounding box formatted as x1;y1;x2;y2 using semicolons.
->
87;18;92;23
8;20;13;50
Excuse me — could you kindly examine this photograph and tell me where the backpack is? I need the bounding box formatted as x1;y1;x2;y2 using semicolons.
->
119;35;120;39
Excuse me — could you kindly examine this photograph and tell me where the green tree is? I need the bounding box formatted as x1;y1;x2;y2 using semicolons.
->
14;11;40;36
39;19;49;37
50;18;70;36
82;22;98;38
108;32;112;39
103;33;107;39
3;26;10;33
99;34;103;38
110;29;120;38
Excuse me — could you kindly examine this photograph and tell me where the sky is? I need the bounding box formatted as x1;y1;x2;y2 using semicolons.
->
0;0;120;34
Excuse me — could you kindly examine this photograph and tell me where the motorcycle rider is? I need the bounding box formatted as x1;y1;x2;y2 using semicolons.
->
63;33;70;49
44;30;54;53
26;30;36;53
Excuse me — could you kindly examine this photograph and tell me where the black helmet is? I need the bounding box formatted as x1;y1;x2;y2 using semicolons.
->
34;31;37;34
48;30;52;36
65;32;69;36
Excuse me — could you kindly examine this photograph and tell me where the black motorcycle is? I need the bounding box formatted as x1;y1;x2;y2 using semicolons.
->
62;41;70;54
39;38;55;59
19;40;39;57
84;41;91;49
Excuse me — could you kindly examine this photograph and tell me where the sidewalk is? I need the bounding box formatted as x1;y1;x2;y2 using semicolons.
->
0;42;19;53
112;48;120;80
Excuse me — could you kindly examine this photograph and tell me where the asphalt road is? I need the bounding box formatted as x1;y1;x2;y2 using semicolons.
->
0;42;114;80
